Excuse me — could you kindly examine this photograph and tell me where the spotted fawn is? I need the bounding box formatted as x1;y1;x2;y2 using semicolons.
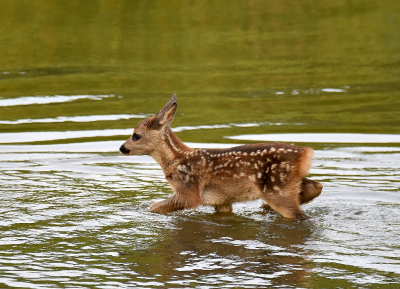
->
120;94;322;219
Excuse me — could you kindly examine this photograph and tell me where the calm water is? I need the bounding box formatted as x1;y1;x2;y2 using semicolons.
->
1;1;400;288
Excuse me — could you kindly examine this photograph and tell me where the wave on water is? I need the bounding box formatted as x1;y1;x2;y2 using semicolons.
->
0;95;115;106
0;114;150;125
0;123;262;144
227;133;400;143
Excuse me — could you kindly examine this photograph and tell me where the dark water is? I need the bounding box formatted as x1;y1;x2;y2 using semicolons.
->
0;1;399;288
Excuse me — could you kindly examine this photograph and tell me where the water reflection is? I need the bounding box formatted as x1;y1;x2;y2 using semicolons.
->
121;212;317;288
0;140;400;287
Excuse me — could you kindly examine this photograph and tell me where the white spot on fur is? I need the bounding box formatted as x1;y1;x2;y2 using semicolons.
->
270;175;275;182
257;172;262;179
248;175;256;182
270;147;276;153
165;132;182;153
177;165;188;173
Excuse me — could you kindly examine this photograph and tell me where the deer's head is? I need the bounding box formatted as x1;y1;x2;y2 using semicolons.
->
119;94;177;156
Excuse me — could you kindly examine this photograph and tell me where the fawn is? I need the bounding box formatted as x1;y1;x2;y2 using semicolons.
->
120;94;322;219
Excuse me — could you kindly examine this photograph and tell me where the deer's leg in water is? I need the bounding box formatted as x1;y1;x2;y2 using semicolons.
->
214;203;233;213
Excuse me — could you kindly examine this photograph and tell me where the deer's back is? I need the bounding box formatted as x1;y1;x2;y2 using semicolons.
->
169;142;313;206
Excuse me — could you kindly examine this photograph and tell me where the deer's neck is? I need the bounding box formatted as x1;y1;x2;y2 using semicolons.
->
151;127;193;172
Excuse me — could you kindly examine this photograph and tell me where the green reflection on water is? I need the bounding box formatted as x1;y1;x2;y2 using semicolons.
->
0;0;399;140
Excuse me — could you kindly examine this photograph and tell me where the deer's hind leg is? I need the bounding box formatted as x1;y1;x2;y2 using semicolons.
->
260;183;308;220
214;203;233;213
261;177;322;212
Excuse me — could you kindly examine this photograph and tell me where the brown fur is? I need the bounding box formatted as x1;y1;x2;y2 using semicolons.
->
120;94;323;219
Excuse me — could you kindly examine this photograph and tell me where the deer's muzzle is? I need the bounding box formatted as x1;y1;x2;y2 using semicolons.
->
119;145;130;155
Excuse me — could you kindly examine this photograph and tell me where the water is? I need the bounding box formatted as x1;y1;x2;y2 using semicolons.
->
1;1;400;288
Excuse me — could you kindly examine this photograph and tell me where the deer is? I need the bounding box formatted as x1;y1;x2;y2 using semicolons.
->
119;94;323;219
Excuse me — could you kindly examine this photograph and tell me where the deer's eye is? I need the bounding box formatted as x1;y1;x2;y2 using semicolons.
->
132;133;141;141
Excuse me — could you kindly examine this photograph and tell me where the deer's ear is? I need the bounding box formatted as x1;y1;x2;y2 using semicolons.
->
154;94;177;129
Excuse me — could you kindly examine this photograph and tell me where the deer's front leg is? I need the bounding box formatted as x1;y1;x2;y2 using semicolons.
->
150;195;182;214
150;186;202;214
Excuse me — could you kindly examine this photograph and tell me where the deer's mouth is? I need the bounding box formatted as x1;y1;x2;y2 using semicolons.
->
119;145;131;155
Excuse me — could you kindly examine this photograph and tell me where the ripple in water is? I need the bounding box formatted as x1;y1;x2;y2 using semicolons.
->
0;136;399;288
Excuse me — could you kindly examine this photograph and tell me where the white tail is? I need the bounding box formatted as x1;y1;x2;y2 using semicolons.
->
120;94;322;219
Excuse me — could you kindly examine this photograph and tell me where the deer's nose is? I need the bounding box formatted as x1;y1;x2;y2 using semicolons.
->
119;145;130;155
